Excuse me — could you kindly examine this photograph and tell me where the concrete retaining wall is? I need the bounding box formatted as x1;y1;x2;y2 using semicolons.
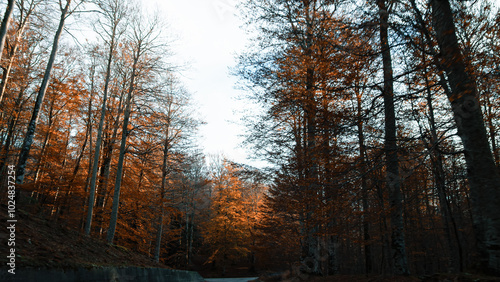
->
1;266;205;282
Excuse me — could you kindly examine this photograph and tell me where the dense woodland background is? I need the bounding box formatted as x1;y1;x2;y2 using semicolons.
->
0;0;500;278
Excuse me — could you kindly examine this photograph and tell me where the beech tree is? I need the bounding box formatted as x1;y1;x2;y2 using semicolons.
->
106;8;166;244
16;0;82;184
237;0;354;274
84;0;128;235
203;160;251;276
3;0;500;276
0;0;41;187
153;77;196;262
376;0;409;275
236;0;500;276
0;0;40;105
430;0;500;273
0;0;15;70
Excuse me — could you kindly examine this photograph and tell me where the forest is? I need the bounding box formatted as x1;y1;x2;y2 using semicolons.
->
0;0;499;279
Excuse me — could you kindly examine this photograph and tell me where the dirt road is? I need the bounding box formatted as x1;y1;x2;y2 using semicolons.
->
204;278;259;282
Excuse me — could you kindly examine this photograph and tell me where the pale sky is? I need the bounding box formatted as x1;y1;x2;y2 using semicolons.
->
145;0;257;166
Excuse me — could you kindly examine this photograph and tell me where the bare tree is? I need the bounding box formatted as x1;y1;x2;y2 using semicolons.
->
154;78;190;262
84;0;128;235
430;0;500;274
0;0;15;67
376;0;409;275
0;0;39;187
107;11;164;244
0;0;40;104
16;0;83;185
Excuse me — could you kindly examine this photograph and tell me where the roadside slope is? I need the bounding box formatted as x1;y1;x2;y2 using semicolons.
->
0;203;166;270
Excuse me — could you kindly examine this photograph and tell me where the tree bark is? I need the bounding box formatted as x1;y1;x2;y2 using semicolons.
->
430;0;500;273
154;118;171;262
0;0;34;104
356;89;372;274
484;93;499;166
0;84;27;182
31;97;56;202
377;0;409;275
84;0;124;235
427;93;461;272
106;49;138;244
16;0;71;185
0;0;15;70
58;87;94;219
94;85;126;235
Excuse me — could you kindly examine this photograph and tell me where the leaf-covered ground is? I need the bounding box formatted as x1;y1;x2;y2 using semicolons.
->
0;203;167;270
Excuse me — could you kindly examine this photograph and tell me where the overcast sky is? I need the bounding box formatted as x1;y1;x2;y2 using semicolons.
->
142;0;259;166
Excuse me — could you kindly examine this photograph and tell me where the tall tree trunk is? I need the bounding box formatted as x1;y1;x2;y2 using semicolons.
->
376;180;392;274
31;98;55;202
106;51;138;244
15;0;71;185
430;0;500;273
377;0;409;275
484;93;499;166
84;3;122;235
94;86;125;235
0;84;27;187
411;4;466;270
51;116;72;216
58;90;93;219
188;212;194;266
356;90;372;274
0;0;34;105
0;0;15;74
424;70;463;272
154;125;170;262
80;59;96;230
300;1;322;275
0;24;20;104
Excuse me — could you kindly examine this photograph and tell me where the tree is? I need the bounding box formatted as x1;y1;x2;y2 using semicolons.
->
3;0;499;275
430;0;500;274
107;10;165;244
15;0;85;185
84;0;128;235
0;0;41;107
237;0;350;274
376;0;409;275
0;0;15;73
0;0;211;272
0;0;42;189
153;77;195;262
203;160;251;276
